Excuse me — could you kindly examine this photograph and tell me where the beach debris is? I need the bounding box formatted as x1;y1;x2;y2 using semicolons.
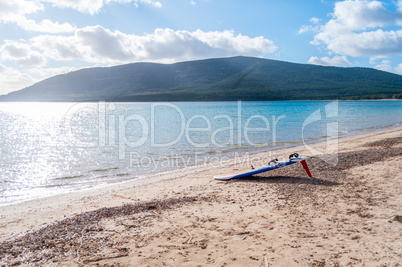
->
152;210;193;244
393;215;402;223
363;136;402;148
82;251;129;264
0;196;212;266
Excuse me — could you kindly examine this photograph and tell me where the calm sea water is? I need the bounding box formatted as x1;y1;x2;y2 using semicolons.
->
1;100;401;205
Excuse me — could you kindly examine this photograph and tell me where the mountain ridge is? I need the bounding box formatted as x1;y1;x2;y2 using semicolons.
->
1;56;402;101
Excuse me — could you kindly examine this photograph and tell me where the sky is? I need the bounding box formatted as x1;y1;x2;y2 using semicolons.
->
1;0;402;95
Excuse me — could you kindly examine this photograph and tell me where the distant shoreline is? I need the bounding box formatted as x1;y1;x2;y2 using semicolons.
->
0;98;401;103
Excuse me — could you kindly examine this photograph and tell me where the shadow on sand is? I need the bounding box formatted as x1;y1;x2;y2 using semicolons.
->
231;175;342;186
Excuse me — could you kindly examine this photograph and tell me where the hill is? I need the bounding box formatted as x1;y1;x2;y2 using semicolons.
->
1;56;402;101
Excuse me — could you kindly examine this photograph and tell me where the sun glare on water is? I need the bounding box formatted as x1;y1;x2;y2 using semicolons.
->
0;102;76;117
0;102;99;203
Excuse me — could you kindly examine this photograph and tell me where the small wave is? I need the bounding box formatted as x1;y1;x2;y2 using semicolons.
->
37;184;65;188
205;150;227;156
54;174;86;180
115;173;131;177
92;167;119;172
0;180;14;184
272;141;301;146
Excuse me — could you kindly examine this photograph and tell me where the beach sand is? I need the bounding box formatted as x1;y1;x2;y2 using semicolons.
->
1;127;401;266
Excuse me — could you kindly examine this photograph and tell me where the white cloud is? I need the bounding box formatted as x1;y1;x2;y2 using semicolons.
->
309;17;321;24
31;34;92;61
31;27;277;64
310;0;402;58
28;66;78;79
374;59;393;72
0;64;78;95
41;0;162;14
0;62;81;95
135;0;162;8
76;26;133;61
194;29;277;55
0;0;75;33
0;0;160;33
107;0;162;8
0;0;43;20
332;0;400;30
308;55;351;66
299;17;322;34
370;58;402;74
41;0;104;15
395;63;402;74
16;17;76;33
318;29;402;57
0;0;162;18
0;41;47;67
298;24;318;34
0;63;36;95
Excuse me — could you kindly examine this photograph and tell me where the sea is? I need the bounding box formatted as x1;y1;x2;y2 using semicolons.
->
1;100;401;206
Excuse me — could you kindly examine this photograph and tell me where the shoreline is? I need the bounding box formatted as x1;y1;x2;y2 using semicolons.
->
1;99;401;103
1;126;402;266
1;126;401;229
1;121;400;209
1;100;401;209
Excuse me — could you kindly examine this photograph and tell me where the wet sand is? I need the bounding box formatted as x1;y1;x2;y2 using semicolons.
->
1;127;402;266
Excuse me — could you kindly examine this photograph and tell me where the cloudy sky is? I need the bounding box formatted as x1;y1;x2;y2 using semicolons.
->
1;0;402;95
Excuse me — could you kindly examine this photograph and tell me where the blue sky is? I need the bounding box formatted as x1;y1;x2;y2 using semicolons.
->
0;0;402;95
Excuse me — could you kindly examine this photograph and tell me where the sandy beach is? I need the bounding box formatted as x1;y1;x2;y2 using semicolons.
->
1;127;402;266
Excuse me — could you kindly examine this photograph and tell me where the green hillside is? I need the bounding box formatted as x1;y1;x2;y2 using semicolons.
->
1;56;402;101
